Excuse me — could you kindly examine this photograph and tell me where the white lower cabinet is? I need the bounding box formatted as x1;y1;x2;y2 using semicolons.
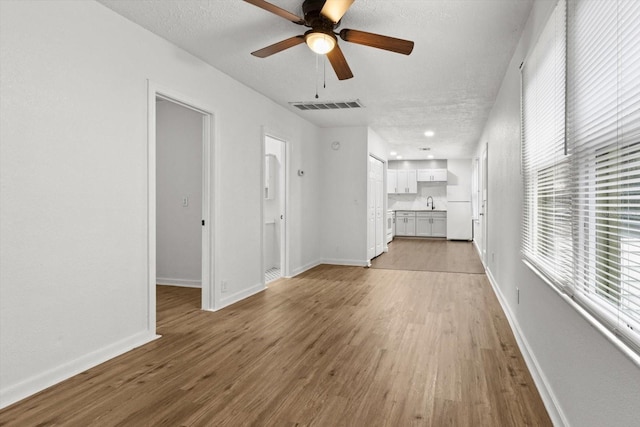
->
395;211;416;236
431;215;447;237
395;211;447;237
416;215;430;237
416;211;447;237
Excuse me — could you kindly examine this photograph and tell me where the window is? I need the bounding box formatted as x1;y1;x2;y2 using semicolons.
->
521;0;570;287
567;0;640;351
522;0;640;354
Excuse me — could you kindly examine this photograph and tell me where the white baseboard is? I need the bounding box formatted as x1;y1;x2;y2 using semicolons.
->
156;277;201;288
0;331;159;410
473;239;482;263
484;267;568;427
215;282;266;311
288;259;368;278
289;259;322;277
321;258;369;267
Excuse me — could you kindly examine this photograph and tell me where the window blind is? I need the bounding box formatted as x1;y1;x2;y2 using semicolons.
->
521;0;572;288
567;0;640;350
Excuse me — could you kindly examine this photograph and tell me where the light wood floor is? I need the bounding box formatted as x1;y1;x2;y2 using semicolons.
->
0;265;550;426
371;238;485;274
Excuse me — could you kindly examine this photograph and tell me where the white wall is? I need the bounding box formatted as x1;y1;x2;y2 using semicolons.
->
446;158;472;201
389;159;448;170
473;1;640;425
0;0;322;407
156;99;202;287
367;128;389;162
319;127;369;266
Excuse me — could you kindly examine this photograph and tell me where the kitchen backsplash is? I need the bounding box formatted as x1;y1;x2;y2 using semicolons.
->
388;183;447;211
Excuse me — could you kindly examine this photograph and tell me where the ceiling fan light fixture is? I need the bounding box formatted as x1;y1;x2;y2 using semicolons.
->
305;31;336;54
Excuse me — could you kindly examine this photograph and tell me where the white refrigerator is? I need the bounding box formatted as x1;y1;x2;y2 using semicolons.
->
446;185;473;240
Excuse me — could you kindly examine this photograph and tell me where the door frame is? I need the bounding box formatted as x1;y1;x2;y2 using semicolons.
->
147;80;219;331
481;143;489;266
261;131;290;281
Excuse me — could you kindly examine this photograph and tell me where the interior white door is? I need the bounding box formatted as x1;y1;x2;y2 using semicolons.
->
481;144;488;264
368;156;385;260
367;157;376;260
374;158;384;256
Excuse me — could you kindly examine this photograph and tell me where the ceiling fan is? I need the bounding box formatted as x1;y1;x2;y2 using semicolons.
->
244;0;415;80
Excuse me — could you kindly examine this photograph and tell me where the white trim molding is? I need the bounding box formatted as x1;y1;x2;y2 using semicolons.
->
484;266;568;427
156;278;202;288
0;332;159;409
288;260;322;278
321;259;369;267
147;80;219;315
214;283;266;311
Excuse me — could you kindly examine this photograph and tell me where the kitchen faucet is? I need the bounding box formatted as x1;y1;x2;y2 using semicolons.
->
427;196;434;210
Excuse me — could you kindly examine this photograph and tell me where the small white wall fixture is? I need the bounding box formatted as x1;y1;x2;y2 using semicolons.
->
147;80;218;321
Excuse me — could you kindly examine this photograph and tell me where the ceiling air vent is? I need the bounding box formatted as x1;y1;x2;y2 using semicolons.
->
289;99;364;111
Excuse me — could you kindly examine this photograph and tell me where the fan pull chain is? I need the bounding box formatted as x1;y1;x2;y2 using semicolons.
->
315;54;319;99
323;55;326;89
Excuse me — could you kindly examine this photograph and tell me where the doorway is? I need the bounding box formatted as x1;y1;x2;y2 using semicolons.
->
148;81;215;332
155;97;203;297
263;135;287;283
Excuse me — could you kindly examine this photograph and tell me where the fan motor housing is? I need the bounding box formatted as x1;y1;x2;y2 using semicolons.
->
302;0;338;29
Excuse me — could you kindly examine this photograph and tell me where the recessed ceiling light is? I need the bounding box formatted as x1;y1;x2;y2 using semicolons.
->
396;155;403;159
390;151;397;156
424;130;435;137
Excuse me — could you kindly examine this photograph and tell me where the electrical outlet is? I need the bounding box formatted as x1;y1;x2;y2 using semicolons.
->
517;287;520;304
182;196;189;207
221;280;228;293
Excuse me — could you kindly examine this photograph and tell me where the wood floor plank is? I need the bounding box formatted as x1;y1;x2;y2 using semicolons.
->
0;262;551;426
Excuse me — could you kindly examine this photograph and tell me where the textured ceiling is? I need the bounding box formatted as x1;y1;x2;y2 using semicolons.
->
97;0;533;159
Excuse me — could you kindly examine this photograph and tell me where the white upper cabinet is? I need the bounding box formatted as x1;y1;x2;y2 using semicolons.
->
388;169;417;194
432;169;448;182
417;168;448;182
387;169;397;194
397;170;417;194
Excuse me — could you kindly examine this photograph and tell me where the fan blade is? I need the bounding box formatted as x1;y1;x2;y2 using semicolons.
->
320;0;354;24
327;44;353;80
339;29;414;55
243;0;304;25
251;36;305;58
